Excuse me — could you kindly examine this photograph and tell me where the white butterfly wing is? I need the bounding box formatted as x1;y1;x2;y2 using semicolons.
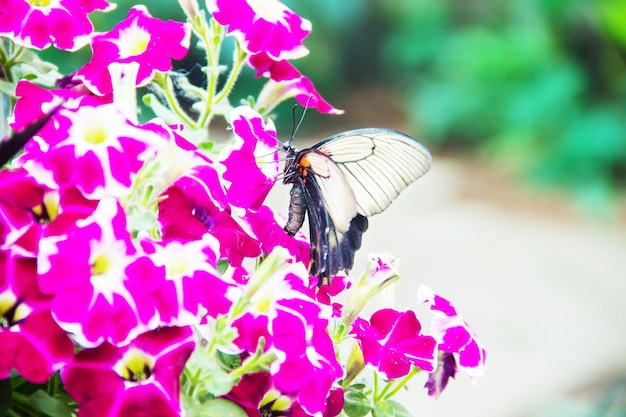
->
314;128;432;216
299;150;358;233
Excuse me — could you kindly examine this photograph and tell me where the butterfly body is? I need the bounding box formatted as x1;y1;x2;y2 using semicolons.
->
283;128;431;283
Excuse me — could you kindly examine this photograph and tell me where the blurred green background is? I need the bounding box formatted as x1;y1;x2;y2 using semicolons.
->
41;0;626;210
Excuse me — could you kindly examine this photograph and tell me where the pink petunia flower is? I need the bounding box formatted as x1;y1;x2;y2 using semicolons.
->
158;165;261;266
220;106;279;210
270;297;344;416
19;102;157;200
0;168;46;256
351;309;437;379
251;52;343;115
418;285;487;395
243;205;310;266
0;250;74;383
62;326;195;417
76;5;191;95
37;198;166;347
0;0;114;51
141;235;240;326
207;0;311;61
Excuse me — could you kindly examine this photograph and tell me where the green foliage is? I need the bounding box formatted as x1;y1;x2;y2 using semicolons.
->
32;0;626;206
297;0;626;208
379;0;626;205
2;374;76;417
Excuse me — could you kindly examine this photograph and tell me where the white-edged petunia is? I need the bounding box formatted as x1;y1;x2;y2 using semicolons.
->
0;0;114;51
418;285;487;397
61;326;195;417
76;5;191;95
207;0;311;61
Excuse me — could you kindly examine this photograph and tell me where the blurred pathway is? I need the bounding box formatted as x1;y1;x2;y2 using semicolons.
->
267;155;626;417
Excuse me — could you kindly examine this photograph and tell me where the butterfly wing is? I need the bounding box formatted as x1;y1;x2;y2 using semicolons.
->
296;172;368;282
314;128;432;217
0;105;61;167
285;128;431;282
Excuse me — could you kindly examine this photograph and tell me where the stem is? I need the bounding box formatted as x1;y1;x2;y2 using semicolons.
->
373;372;379;399
212;42;247;106
197;18;224;128
156;73;197;127
378;367;420;401
229;350;275;379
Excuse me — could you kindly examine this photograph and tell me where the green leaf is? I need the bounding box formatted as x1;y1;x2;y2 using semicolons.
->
387;400;414;417
0;378;11;417
372;401;394;417
204;398;248;417
343;389;372;417
29;390;73;417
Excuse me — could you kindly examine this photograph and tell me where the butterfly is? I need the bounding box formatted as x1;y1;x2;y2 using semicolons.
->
282;128;431;284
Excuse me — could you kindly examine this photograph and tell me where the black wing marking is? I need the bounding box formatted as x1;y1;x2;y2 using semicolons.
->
299;172;368;284
314;128;431;217
0;105;61;167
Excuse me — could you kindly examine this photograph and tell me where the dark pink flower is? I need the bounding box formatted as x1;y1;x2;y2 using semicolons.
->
224;371;272;417
0;250;74;383
291;387;344;417
0;0;113;51
418;286;487;379
62;326;195;417
0;168;45;256
18;102;156;199
221;106;279;210
207;0;311;60
158;166;261;266
141;236;239;325
76;5;191;95
351;309;437;379
37;198;166;347
11;80;110;138
243;205;310;265
270;298;343;416
251;53;343;115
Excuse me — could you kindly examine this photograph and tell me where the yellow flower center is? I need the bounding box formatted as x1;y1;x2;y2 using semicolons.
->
114;347;155;382
27;0;50;7
91;253;110;276
118;22;151;58
84;126;109;144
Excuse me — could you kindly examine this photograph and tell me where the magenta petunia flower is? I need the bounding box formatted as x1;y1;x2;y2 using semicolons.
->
224;371;273;417
351;309;437;379
19;102;156;199
0;168;45;256
250;52;343;115
0;0;114;51
141;235;240;325
75;5;191;95
418;285;487;379
0;250;74;383
291;387;344;417
243;205;310;265
270;297;343;416
207;0;311;61
62;326;195;417
158;166;261;266
221;106;279;210
11;80;111;143
37;198;166;347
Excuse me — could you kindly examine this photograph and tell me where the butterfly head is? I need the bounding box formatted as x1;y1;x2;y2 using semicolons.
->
282;141;299;184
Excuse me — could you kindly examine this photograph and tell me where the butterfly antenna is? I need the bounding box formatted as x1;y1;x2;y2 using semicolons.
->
287;96;313;149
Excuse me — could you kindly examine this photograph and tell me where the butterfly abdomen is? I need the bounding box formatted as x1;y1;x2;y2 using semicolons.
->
284;184;306;236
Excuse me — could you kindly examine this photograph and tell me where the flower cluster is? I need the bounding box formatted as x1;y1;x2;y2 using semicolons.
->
0;1;485;416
